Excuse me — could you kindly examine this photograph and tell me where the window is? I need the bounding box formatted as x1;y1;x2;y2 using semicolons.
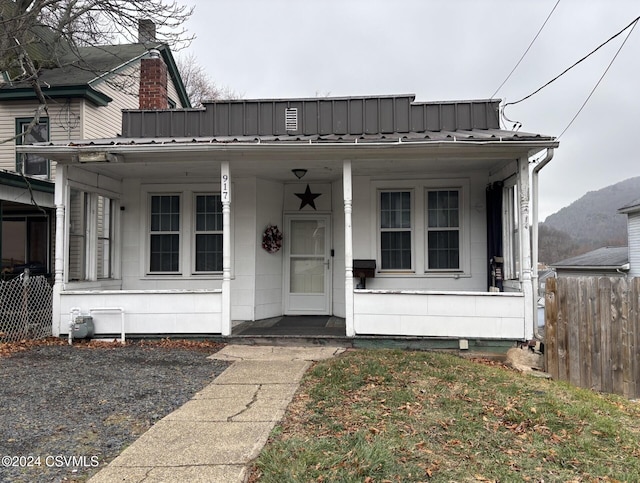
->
96;196;113;279
195;194;223;272
68;189;88;281
146;191;224;275
149;195;180;272
380;191;412;270
503;183;519;280
426;190;460;270
16;118;49;177
68;189;116;282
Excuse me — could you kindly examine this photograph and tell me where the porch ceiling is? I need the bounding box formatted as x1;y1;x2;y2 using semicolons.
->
28;139;556;181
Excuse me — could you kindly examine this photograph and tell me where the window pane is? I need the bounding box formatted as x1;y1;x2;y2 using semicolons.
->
150;195;179;232
150;234;179;272
195;195;222;231
289;258;324;293
195;234;222;271
381;231;411;270
428;231;459;269
97;196;112;279
381;191;410;229
428;190;459;228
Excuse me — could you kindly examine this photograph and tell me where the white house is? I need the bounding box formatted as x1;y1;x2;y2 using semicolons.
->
18;95;558;342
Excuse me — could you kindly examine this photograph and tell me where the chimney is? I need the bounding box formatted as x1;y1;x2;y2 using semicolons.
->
138;19;156;43
139;49;168;110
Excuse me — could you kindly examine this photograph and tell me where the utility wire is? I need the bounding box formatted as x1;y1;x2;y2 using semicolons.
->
490;0;561;100
503;15;640;111
557;17;638;139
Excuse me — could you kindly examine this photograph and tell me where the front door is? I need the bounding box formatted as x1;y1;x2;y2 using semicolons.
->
284;214;332;315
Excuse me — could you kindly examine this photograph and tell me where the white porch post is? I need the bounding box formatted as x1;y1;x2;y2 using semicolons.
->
517;156;534;340
343;160;355;336
221;161;232;336
52;165;67;337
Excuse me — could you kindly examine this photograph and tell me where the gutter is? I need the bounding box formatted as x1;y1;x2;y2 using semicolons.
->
531;148;554;341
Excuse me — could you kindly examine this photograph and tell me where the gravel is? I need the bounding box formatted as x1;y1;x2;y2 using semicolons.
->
0;341;230;482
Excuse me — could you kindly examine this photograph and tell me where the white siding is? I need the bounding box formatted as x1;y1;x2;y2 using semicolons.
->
0;99;82;177
354;290;526;339
332;178;346;317
84;65;140;139
628;212;640;277
351;171;488;292
231;177;257;321
60;290;222;336
254;178;284;320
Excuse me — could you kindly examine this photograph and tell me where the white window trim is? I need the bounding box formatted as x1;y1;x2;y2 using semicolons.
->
192;192;224;274
147;192;182;274
65;182;121;286
371;178;470;278
140;183;232;280
377;188;415;273
425;187;465;273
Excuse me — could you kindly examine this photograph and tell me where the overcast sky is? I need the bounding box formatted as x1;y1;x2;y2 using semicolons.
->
182;0;639;220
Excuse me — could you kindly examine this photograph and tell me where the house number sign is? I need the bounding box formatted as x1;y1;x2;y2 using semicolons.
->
222;174;230;202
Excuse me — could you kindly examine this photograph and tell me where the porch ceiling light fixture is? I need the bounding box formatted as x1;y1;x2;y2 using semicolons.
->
292;168;307;179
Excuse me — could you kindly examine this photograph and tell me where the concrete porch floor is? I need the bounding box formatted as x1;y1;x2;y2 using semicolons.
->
232;315;346;337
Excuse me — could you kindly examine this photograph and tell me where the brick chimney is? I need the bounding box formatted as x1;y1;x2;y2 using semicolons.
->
139;49;168;110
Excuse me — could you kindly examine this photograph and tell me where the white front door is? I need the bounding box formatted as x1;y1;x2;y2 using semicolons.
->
284;214;332;315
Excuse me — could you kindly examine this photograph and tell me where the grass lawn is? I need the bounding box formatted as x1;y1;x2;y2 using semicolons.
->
250;349;640;482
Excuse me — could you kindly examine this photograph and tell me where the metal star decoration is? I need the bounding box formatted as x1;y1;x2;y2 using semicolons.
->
295;184;321;210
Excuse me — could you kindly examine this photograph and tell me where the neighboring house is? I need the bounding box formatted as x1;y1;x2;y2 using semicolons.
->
551;198;640;278
19;95;558;342
551;246;629;277
0;23;189;277
618;198;640;277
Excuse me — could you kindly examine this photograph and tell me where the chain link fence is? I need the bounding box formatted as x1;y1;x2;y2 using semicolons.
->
0;272;52;343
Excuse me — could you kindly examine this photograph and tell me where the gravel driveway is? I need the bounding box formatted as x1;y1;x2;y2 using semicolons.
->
0;341;230;483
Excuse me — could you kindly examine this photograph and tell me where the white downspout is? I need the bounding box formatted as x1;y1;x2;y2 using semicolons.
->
531;148;554;340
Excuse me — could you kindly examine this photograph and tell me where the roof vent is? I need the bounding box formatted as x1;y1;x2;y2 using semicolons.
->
285;107;298;131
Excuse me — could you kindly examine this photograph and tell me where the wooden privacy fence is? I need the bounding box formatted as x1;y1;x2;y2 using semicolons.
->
545;276;639;399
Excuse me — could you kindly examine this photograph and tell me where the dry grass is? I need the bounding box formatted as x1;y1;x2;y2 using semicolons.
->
251;349;640;482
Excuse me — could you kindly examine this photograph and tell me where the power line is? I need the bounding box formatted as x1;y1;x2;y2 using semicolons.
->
490;0;561;100
503;15;640;112
557;18;638;139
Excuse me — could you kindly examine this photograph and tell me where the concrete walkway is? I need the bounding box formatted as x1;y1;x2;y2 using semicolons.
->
89;345;345;483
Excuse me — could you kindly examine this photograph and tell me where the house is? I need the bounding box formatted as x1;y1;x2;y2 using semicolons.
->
18;95;558;342
0;21;189;278
618;198;640;277
551;246;629;277
551;197;640;278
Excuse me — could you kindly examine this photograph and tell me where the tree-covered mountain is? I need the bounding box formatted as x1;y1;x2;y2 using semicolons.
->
538;176;640;265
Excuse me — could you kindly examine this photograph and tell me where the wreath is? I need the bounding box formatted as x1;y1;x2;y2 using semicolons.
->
262;225;283;253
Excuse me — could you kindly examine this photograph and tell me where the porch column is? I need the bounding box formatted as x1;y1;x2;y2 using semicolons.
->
343;160;355;336
517;156;534;339
52;165;67;337
221;161;232;336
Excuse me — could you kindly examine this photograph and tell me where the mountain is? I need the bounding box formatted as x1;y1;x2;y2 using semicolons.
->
538;176;640;265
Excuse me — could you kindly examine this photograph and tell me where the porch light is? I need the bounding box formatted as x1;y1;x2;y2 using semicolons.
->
292;168;307;179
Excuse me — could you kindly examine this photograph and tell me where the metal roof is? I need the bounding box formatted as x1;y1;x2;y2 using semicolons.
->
551;246;629;269
121;95;556;140
618;197;640;214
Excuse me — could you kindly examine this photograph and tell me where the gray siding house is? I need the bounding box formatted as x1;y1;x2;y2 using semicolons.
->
19;95;558;342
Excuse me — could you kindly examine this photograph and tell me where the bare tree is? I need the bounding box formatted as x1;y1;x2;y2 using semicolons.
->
176;52;237;107
0;0;194;111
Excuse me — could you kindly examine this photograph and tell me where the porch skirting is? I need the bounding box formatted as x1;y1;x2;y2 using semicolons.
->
58;289;222;337
353;290;526;339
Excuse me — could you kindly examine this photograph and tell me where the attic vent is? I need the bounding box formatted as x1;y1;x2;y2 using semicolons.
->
285;108;298;131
